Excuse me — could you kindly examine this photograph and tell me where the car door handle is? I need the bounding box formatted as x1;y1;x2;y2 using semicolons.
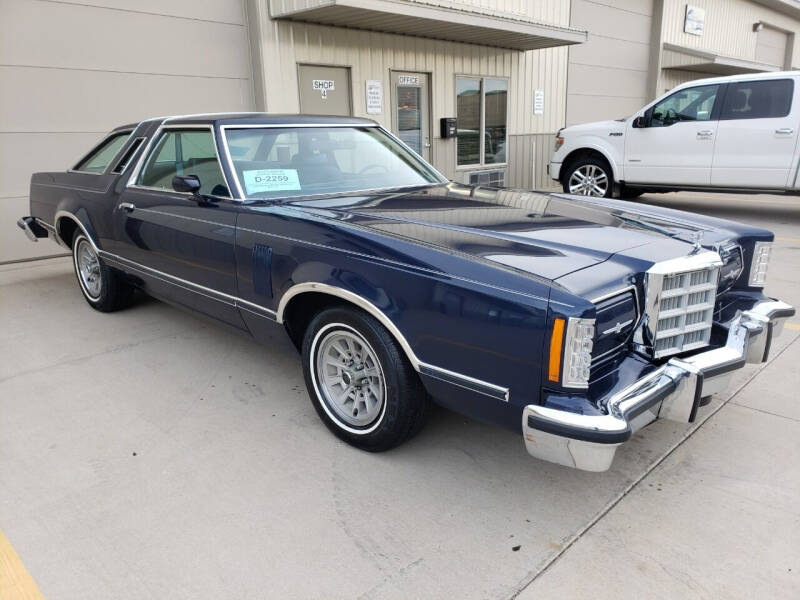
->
697;130;714;137
775;128;794;135
119;202;136;212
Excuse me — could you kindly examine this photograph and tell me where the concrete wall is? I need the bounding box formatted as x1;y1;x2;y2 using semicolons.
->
0;0;254;263
566;0;656;125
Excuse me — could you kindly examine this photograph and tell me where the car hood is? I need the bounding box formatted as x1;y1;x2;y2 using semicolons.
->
289;183;706;281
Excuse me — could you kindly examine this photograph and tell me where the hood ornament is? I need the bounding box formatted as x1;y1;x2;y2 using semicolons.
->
688;230;704;255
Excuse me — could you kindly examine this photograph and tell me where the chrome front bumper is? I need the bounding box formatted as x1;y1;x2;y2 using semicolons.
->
523;300;795;472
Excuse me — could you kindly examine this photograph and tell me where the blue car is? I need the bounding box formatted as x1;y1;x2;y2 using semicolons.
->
18;113;795;471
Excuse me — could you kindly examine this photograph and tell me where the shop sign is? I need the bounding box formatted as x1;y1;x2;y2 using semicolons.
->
312;79;335;99
366;80;383;114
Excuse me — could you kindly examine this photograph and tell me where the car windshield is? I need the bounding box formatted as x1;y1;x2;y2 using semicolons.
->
223;126;445;200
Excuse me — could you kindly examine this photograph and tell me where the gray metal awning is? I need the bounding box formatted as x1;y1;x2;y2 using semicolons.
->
662;43;782;75
268;0;587;51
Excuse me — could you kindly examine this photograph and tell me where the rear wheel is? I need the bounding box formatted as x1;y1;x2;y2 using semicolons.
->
72;231;134;312
302;306;429;452
562;157;613;198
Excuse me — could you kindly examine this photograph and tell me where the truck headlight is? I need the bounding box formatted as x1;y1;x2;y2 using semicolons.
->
748;241;772;287
554;134;565;152
549;317;595;389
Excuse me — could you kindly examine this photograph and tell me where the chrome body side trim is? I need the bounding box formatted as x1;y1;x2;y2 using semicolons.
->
275;281;510;400
523;298;795;471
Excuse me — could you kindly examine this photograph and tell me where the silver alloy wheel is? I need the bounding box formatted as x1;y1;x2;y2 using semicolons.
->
76;238;102;299
314;326;386;429
568;164;609;197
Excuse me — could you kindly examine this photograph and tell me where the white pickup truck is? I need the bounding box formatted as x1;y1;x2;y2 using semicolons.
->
550;71;800;198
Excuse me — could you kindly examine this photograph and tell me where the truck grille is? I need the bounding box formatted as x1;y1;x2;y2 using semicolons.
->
651;266;719;358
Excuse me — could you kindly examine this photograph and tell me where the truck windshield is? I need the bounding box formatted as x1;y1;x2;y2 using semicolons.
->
223;126;445;200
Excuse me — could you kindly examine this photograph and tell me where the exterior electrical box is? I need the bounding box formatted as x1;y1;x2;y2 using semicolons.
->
440;118;457;138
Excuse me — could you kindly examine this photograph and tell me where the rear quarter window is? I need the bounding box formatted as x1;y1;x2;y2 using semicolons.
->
719;79;794;120
73;132;132;173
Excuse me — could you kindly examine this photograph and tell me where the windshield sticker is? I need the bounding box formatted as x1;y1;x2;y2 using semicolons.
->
243;169;301;193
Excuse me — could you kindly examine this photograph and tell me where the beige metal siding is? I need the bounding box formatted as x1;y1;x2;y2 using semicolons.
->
254;16;569;181
0;0;254;263
661;0;800;67
567;0;655;125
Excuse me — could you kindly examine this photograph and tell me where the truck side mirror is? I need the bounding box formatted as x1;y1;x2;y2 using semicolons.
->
632;116;646;128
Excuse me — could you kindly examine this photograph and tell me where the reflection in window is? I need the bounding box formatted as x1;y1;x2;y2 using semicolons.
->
397;86;422;155
484;79;507;165
457;78;481;166
650;84;719;127
456;77;507;166
720;79;793;120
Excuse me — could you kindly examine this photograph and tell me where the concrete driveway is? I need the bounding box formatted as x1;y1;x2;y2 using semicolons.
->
1;192;798;599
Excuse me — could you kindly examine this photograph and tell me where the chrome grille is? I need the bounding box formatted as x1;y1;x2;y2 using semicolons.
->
650;265;719;358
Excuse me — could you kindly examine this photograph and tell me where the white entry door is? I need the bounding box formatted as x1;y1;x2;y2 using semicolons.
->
711;78;799;188
391;71;431;161
624;83;721;186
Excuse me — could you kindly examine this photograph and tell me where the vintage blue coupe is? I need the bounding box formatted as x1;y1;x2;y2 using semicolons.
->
18;114;794;471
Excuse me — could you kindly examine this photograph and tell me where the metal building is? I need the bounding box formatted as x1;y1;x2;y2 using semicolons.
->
2;0;800;264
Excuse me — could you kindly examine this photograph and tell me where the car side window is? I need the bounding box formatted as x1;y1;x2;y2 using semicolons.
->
719;79;794;120
650;84;720;127
74;132;131;173
137;129;230;197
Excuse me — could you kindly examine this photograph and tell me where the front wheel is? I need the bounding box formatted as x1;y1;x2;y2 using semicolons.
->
302;306;429;452
562;158;613;198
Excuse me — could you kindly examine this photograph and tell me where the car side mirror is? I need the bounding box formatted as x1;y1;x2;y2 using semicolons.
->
632;115;646;128
172;175;201;194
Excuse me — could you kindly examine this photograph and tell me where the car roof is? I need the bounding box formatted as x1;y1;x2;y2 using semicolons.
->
142;112;378;127
673;70;800;89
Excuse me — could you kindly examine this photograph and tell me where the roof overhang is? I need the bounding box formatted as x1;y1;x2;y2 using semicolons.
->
662;43;782;75
751;0;800;20
267;0;587;51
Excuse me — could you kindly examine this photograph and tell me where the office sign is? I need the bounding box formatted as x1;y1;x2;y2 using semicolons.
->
684;5;705;36
398;75;420;86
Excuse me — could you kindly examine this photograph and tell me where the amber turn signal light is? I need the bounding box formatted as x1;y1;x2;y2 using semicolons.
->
548;318;565;383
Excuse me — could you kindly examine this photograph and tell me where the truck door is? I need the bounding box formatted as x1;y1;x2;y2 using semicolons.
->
710;77;799;188
624;83;721;186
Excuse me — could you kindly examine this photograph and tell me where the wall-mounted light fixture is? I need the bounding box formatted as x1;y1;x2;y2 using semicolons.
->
753;21;764;32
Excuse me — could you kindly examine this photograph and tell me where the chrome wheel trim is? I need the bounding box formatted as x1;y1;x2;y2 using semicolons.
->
75;237;102;300
310;323;387;434
568;164;609;197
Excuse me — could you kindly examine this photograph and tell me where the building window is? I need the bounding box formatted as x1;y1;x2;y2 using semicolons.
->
456;77;507;166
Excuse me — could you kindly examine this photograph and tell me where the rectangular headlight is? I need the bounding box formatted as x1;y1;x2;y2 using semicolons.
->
748;242;772;287
562;317;595;389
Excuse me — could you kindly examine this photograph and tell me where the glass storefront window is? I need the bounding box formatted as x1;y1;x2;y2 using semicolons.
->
457;78;481;166
484;79;507;165
456;76;507;166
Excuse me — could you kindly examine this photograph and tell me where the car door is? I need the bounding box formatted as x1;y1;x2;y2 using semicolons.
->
710;77;799;188
113;125;245;329
624;83;721;185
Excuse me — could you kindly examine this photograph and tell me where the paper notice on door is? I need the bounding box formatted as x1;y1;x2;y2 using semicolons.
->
243;169;301;194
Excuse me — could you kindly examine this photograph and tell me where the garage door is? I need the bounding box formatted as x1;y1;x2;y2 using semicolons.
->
756;26;788;68
0;0;254;263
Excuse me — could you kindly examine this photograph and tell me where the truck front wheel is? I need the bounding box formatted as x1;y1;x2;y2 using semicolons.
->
562;157;613;198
